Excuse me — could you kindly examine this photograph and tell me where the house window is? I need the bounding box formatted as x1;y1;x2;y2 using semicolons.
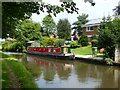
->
86;26;94;32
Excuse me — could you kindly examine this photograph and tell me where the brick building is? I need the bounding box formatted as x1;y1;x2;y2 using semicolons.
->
82;18;103;41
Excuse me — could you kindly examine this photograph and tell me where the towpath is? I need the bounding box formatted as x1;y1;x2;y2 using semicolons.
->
75;55;103;60
75;54;120;66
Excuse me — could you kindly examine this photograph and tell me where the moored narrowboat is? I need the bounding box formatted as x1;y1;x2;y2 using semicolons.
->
27;46;75;60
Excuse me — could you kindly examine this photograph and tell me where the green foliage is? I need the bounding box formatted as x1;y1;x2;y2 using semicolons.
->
91;35;98;47
54;39;65;46
2;40;16;50
57;19;71;40
2;2;79;38
40;37;56;47
16;19;42;45
7;60;37;88
2;2;40;38
8;42;25;52
2;40;25;52
70;41;80;48
91;39;98;47
78;35;89;46
98;16;120;59
42;15;56;37
47;38;56;46
72;13;89;36
2;61;10;88
40;37;49;47
104;58;113;65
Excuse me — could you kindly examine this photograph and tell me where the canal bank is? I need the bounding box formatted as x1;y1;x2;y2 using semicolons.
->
75;55;120;66
1;52;38;88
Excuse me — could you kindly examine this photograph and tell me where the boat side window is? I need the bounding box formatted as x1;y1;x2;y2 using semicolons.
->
48;48;51;52
54;48;56;53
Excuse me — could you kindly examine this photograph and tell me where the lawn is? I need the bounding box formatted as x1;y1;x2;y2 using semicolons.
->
71;45;92;55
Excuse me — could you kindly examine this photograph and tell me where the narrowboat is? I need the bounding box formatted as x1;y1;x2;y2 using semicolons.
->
27;46;75;60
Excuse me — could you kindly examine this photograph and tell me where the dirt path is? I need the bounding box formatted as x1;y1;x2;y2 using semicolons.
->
4;61;22;88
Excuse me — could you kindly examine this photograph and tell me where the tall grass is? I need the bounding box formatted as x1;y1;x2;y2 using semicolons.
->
1;53;38;88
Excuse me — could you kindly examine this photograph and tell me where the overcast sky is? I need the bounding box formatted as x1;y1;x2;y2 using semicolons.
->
31;0;120;24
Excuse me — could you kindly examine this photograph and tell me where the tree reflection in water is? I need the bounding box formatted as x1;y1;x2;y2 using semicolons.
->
6;52;119;88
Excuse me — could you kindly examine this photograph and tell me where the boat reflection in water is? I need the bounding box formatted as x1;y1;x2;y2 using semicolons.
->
27;54;74;72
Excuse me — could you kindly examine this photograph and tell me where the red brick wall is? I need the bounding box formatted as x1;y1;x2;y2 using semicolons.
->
82;26;98;36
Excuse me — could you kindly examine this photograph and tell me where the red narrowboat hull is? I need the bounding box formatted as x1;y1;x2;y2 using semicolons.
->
27;47;75;60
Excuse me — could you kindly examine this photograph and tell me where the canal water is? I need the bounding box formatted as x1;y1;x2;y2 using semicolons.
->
2;52;120;88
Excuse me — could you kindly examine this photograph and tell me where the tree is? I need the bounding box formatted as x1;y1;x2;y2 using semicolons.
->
42;15;56;37
113;4;120;15
78;35;88;46
72;13;89;36
2;2;40;38
2;2;79;38
57;19;71;40
97;16;120;60
15;19;42;45
2;0;95;38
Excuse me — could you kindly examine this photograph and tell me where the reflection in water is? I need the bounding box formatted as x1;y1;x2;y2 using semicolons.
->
27;55;73;81
2;52;120;88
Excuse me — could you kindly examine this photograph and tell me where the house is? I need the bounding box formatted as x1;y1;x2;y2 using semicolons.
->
82;18;103;41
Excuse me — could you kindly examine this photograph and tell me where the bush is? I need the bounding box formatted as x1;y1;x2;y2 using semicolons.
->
40;37;56;47
54;39;65;46
40;37;49;47
104;58;113;65
47;38;56;46
70;41;80;48
91;39;98;47
2;40;13;50
9;42;25;52
78;35;89;46
2;40;25;52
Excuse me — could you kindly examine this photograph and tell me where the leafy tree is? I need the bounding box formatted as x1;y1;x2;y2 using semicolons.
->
2;0;95;38
15;19;42;46
57;19;71;40
113;4;120;15
72;13;89;36
42;15;56;37
97;16;120;60
2;2;40;38
78;35;89;46
2;2;79;38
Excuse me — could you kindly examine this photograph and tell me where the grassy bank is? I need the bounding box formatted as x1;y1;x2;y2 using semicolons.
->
1;53;38;88
71;45;92;55
2;61;10;88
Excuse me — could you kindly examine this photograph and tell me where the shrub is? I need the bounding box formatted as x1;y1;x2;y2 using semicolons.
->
54;39;65;46
70;41;80;48
40;37;56;47
47;38;56;46
104;58;113;65
2;40;15;50
2;40;25;52
91;39;98;47
78;35;89;46
9;42;25;52
40;37;49;47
